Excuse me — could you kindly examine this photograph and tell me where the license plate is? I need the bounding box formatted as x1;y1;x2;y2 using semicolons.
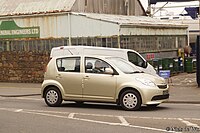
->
163;90;169;95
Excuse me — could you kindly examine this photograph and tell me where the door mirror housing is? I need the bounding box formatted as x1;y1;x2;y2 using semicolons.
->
104;68;114;75
138;61;147;68
143;61;148;68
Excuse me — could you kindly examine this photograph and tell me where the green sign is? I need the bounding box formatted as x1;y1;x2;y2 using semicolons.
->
0;20;40;39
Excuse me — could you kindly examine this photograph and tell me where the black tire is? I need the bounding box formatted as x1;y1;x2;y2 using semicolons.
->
44;87;63;107
120;90;142;111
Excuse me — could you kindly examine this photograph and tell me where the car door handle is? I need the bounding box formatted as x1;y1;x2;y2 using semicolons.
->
83;76;90;80
56;74;62;79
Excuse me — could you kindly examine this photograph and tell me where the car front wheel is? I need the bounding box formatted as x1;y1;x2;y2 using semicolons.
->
120;90;141;111
44;87;62;107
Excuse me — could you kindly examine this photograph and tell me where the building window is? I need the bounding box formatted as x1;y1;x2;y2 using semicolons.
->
85;0;87;6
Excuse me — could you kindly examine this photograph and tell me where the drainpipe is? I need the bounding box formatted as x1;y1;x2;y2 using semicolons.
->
68;13;72;46
118;26;121;48
187;28;190;46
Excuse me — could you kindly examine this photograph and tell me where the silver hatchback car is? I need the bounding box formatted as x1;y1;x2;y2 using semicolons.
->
41;55;169;111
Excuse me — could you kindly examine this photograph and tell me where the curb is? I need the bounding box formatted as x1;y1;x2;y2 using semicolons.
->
165;101;200;104
0;94;41;97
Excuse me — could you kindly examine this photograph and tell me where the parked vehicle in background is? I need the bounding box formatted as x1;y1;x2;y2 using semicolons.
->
50;46;157;76
41;55;169;111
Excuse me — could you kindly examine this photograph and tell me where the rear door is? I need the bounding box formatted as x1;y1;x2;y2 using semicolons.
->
56;57;83;98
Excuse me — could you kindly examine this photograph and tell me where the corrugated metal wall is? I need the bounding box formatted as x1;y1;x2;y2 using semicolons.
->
0;13;187;38
120;27;187;36
72;0;145;16
0;14;119;39
8;15;69;38
70;14;119;37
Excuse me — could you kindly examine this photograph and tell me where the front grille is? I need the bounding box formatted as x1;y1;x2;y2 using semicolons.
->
157;84;168;89
151;94;169;101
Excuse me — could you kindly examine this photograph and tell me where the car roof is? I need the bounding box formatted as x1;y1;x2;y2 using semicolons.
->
52;54;114;60
51;46;137;52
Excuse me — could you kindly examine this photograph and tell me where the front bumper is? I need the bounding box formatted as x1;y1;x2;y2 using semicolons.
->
141;85;169;105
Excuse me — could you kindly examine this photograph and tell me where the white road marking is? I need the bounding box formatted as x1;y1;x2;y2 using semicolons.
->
185;118;200;121
78;112;117;118
117;116;129;126
0;107;200;122
139;116;152;119
68;113;75;119
178;118;200;128
152;117;163;120
14;109;23;112
0;107;174;132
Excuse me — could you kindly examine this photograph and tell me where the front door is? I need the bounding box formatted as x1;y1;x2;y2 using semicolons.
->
83;57;117;100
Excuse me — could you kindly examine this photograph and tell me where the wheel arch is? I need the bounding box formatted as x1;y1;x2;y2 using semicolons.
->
42;85;63;99
117;87;142;105
41;80;65;98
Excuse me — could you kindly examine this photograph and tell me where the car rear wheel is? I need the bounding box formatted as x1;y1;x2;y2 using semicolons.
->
44;87;62;107
120;90;141;111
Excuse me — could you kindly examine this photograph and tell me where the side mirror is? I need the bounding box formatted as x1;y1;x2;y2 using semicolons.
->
143;61;148;68
139;61;148;68
104;68;114;75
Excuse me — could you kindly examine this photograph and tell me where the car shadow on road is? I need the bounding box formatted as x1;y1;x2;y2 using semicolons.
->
60;102;169;111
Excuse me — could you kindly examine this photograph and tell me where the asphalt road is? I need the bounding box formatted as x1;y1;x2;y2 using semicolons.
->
0;95;200;133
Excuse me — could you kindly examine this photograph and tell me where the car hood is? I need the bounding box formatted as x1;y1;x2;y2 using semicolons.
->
129;73;166;85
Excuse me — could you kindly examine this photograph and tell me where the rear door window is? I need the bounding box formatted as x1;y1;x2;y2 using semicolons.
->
56;57;80;72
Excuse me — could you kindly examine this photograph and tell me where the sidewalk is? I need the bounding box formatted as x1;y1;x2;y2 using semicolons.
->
0;82;41;97
167;73;200;104
0;73;200;104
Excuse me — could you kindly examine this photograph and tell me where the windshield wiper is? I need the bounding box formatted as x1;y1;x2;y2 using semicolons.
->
128;71;144;74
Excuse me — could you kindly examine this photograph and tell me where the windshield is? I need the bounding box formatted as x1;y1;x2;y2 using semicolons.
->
106;57;143;74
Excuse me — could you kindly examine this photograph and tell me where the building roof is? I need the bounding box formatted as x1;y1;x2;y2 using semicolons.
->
0;0;75;16
75;12;188;28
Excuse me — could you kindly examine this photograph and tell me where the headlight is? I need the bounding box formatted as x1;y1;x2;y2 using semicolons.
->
135;77;156;87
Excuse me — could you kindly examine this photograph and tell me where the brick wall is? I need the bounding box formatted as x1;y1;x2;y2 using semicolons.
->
0;51;50;83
